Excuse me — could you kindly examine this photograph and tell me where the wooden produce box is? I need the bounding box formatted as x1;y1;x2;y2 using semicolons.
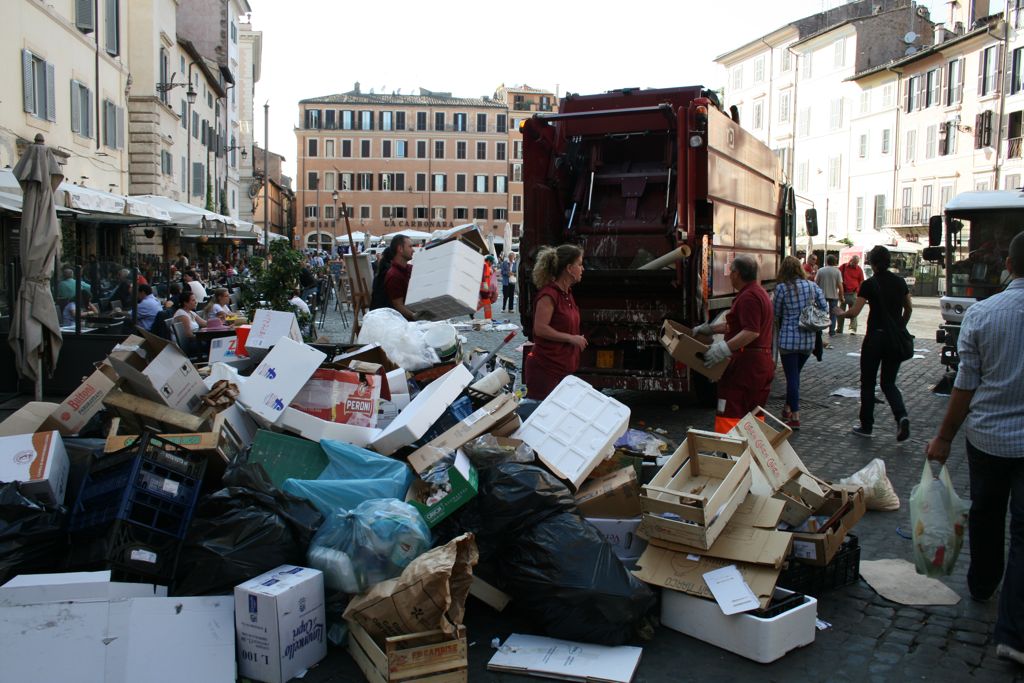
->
660;320;729;381
348;620;467;683
640;429;752;550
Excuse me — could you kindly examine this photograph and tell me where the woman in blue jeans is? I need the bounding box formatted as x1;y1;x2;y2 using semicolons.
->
773;255;827;429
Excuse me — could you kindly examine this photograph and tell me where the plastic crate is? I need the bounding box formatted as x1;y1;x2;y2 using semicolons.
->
778;534;861;596
70;433;205;539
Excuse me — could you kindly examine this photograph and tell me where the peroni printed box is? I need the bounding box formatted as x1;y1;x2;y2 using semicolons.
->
235;565;327;683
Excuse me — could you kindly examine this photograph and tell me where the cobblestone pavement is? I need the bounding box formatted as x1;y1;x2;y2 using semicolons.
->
306;298;1022;682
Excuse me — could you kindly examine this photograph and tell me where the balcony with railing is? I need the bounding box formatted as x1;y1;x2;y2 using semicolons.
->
884;206;931;228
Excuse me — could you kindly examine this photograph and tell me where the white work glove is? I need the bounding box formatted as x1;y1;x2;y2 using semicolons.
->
703;338;732;367
693;322;715;337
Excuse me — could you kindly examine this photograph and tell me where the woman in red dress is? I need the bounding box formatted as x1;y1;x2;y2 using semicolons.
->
525;244;587;400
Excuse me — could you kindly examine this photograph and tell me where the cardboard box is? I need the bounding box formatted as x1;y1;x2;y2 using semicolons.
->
290;367;382;428
587;516;646;562
407;393;519;473
47;363;119;435
406;239;486;319
0;431;69;505
107;331;205;413
0;570;167;604
245;309;303;360
660;587;817;663
370;364;473;456
487;633;642;683
239;338;327;425
104;413;245;472
235;565;327;683
660;320;729;381
575;467;642;518
789;485;866;566
334;344;400;374
640;430;752;550
407;448;479;527
347;620;468;683
641;494;792;569
0;402;59;437
208;335;254;369
279;406;381;448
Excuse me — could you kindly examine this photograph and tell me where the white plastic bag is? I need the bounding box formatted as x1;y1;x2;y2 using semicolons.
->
909;461;970;578
837;458;900;511
357;308;439;371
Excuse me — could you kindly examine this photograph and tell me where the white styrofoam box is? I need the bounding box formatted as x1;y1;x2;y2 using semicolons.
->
586;517;646;562
660;587;817;663
406;240;485;319
513;376;630;489
239;338;327;426
0;571;166;604
0;431;70;506
235;565;327;683
280;406;381;448
245;309;303;360
369;364;473;455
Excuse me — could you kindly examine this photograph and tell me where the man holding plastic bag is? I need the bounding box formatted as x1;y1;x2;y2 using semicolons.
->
925;232;1024;667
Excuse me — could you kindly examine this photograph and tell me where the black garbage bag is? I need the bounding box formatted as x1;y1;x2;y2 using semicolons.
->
0;483;67;584
174;463;323;596
500;511;655;645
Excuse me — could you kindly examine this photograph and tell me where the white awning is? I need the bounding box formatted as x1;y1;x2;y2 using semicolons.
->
59;183;126;215
129;195;237;230
0;190;22;214
382;229;432;241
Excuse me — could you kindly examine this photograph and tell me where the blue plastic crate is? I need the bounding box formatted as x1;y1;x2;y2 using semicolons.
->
413;395;474;447
70;433;205;540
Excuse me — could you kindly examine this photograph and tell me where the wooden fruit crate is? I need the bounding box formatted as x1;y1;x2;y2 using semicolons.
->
347;620;468;683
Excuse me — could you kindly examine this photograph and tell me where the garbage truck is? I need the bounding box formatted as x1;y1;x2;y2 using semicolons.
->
517;86;791;394
924;190;1024;382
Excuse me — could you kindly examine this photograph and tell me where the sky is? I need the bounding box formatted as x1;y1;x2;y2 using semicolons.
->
249;0;948;180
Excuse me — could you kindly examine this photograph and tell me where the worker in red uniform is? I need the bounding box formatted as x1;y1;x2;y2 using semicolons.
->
524;244;586;400
693;254;775;433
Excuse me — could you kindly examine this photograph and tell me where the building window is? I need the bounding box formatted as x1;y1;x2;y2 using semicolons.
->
494;208;507;220
980;46;1000;96
432;207;447;220
476;113;487;132
416;140;427;159
433;173;446;192
474;175;488;193
357;173;373;191
858;133;868;158
926;68;941;107
513;140;523;159
180;156;186;191
392;206;408;219
939;121;956;155
414;206;428;219
325;139;335;158
21;50;55;121
70;80;93;137
104;0;120;56
161;150;173;176
881;128;891;154
512;163;522;182
781;49;793;72
360;110;373;130
496;142;506;161
456;141;467;159
76;0;95;32
416;111;427;130
882;83;895;108
796;160;809;193
307;171;318;190
342;139;352;157
342;110;354;130
801;51;813;79
324;205;335;220
828;156;841;189
731;66;743;90
434;112;445;131
416;173;426;192
380;111;393;131
754;56;765;83
859;90;870;114
360;139;371;158
753;101;763;130
473;207;487;220
395;111;406;130
453;113;467;131
456;174;466;192
873;195;886;228
905;76;921;112
305;109;321;129
476;141;487;160
975;110;995;148
102;99;124;150
496;114;507;133
304;205;318;219
308;138;318;157
926;124;937;158
340;173;353;191
360;206;371;219
382;140;392;158
454;207;468;220
324;172;336;192
797;107;811;137
192;162;204;197
905;129;916;163
833;38;845;68
323;110;336;130
494;175;507;193
1005;174;1021;190
512;195;522;212
434;140;445;159
922;184;933;214
855;196;864;231
774;92;789;125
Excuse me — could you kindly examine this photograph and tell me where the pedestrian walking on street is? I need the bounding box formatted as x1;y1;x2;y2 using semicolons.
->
772;256;828;430
837;245;912;440
369;234;417;320
476;255;499;320
524;244;586;401
838;254;865;334
803;253;819;279
692;254;774;433
815;254;844;337
501;252;518;312
925;231;1024;667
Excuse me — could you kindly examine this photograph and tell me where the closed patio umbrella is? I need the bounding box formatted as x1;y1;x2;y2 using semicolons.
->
9;134;63;398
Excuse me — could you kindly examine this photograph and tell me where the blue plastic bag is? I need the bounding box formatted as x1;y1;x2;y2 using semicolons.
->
306;499;431;594
282;440;413;516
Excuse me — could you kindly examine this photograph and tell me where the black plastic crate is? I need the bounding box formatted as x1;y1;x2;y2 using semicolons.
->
68;519;182;585
778;533;861;597
69;433;205;539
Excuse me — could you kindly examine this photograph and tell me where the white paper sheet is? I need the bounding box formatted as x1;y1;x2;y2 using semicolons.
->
488;633;643;683
703;564;761;615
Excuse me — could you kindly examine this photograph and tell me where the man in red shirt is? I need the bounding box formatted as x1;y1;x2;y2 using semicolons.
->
694;254;775;433
838;254;865;334
384;236;416;320
803;253;819;279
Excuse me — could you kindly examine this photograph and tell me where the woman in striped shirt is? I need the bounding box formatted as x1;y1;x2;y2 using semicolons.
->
773;255;827;429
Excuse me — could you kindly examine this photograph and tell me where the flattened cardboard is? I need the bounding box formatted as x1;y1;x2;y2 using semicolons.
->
642;494;792;568
405;392;517;473
245;309;303;360
660;320;728;381
0;402;59;437
107;330;205;413
46;363;118;435
469;576;511;612
238;338;327;425
633;545;779;610
575;467;642;518
488;634;642;683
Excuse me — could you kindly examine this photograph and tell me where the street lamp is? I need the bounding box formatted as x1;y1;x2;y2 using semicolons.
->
332;190;339;256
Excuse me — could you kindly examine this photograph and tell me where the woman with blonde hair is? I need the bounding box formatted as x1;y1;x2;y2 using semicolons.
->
524;244;587;400
203;288;232;320
773;255;827;429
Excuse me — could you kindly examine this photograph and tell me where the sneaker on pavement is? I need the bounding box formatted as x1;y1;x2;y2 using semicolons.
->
852;425;874;438
897;417;911;442
997;644;1024;666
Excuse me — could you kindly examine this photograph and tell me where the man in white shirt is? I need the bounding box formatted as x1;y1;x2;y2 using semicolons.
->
183;270;208;303
289;289;311;315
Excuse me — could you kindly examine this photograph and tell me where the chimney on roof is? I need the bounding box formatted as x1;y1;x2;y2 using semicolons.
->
354;81;360;94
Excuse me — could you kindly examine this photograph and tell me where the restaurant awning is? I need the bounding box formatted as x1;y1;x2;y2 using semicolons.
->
129;195;257;241
0;168;167;223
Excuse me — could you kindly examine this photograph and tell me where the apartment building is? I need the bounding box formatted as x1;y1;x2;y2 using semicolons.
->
237;21;262;224
252;145;294;242
296;85;526;250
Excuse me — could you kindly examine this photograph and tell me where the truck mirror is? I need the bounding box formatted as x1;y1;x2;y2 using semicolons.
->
922;246;944;263
805;208;819;237
928;215;942;246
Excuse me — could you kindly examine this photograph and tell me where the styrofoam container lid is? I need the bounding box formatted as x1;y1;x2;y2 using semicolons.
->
513;376;630;488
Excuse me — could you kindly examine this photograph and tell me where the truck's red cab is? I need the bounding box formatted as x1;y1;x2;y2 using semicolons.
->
519;87;788;394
